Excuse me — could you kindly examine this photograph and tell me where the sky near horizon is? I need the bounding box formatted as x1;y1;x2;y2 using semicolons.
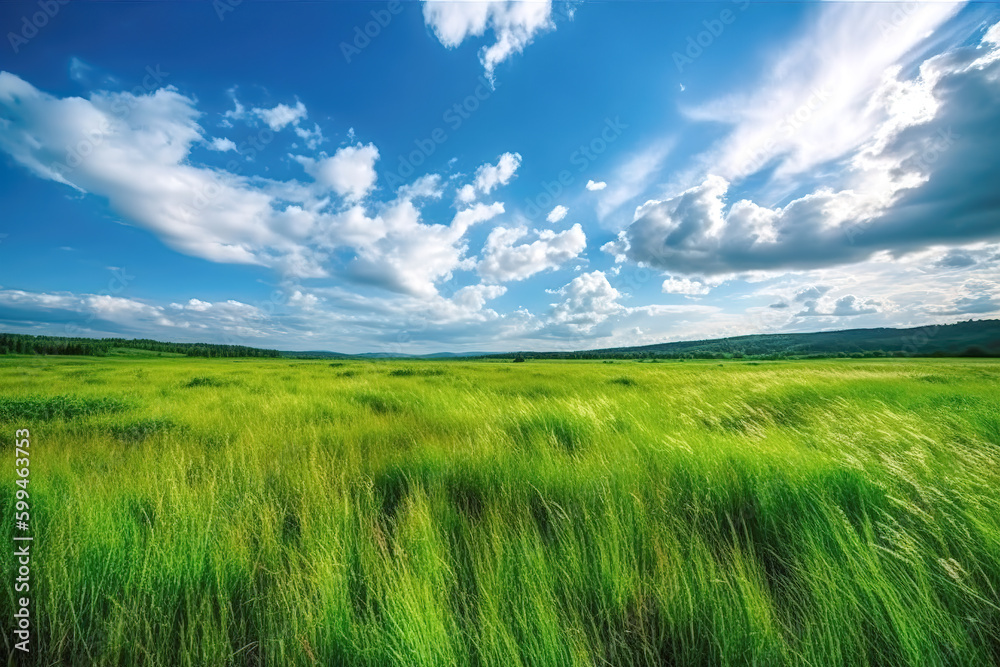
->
0;1;999;353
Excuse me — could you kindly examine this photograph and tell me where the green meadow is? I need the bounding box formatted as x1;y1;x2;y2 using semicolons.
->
2;355;1000;666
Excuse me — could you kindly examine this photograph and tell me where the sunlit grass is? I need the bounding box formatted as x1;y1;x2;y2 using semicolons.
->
1;356;999;665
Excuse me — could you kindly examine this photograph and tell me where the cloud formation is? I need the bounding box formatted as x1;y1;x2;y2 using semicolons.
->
478;223;586;283
295;143;380;201
603;28;1000;277
458;151;522;202
422;0;555;82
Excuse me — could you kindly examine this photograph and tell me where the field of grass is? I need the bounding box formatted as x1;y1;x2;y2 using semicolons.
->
2;356;1000;666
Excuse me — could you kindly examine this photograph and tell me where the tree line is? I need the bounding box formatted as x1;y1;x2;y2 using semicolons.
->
0;334;280;358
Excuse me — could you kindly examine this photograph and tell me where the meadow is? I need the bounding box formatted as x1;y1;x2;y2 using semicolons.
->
1;355;999;666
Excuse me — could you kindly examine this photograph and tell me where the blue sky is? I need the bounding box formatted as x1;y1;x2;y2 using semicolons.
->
1;1;999;353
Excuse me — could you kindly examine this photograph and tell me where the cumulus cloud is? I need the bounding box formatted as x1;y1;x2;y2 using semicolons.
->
0;72;283;267
397;173;444;201
603;26;1000;278
458;151;521;202
585;179;606;191
422;0;555;82
549;270;625;332
295;143;380;201
254;100;307;131
662;277;710;295
346;200;505;297
794;285;831;302
0;73;508;301
208;137;237;152
546;205;568;223
478;223;586;283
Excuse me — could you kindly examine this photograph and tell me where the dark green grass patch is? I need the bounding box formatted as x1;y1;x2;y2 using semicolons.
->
105;417;179;444
508;411;596;454
352;390;410;415
388;367;447;377
183;376;228;388
0;395;130;422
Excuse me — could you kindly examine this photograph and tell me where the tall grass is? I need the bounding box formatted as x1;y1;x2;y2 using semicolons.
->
1;356;999;665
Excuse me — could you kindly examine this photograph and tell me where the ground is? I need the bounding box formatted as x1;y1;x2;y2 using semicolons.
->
1;355;999;666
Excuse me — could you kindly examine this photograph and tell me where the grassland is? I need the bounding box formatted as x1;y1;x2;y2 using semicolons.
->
2;355;999;666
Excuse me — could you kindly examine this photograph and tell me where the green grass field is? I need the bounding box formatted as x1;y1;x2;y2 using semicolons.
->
2;356;999;666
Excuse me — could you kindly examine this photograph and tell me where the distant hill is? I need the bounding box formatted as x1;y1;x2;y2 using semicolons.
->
3;320;998;360
484;319;1000;360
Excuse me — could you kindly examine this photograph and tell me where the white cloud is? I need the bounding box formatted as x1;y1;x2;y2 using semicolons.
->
546;205;568;223
208;137;237;152
0;73;513;301
478;223;586;283
422;0;555;82
346;200;505;298
681;2;963;187
549;270;625;332
253;100;307;131
288;290;321;311
0;289;272;338
602;25;1000;278
662;277;710;295
0;72;285;267
295;142;380;201
456;183;477;203
797;294;884;317
585;179;606;191
458;151;521;201
397;173;444;201
294;123;325;150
